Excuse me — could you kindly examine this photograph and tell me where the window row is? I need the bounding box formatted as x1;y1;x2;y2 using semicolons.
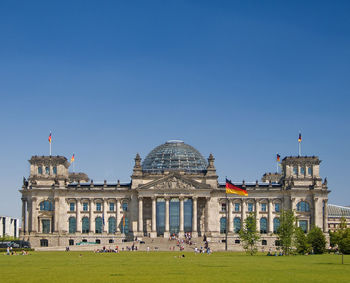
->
38;166;57;175
68;216;129;234
68;202;128;212
221;203;280;212
219;217;281;234
292;166;313;176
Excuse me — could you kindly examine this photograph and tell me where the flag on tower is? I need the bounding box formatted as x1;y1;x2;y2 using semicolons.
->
277;154;281;162
225;179;248;196
298;133;302;143
71;154;75;163
48;132;52;143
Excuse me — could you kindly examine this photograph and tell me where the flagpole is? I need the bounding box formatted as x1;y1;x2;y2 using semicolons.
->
276;153;278;173
299;141;301;156
225;191;228;251
49;131;52;156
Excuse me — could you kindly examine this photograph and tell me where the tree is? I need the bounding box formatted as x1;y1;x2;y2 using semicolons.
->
277;209;296;255
307;226;326;254
330;217;350;255
239;212;260;255
294;227;311;255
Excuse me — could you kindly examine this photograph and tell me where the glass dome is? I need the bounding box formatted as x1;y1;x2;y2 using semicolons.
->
142;140;208;173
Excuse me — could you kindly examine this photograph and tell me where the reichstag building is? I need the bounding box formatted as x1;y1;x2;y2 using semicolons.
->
20;140;329;248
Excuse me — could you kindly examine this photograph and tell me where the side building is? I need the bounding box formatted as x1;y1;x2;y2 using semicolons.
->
0;216;19;238
20;141;330;249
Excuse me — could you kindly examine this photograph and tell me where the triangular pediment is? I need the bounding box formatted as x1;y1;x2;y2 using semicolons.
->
137;173;211;191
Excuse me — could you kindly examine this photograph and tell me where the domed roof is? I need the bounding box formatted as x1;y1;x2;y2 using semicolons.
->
142;140;208;173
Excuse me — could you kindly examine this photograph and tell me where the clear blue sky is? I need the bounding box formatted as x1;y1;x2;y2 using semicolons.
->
1;0;349;218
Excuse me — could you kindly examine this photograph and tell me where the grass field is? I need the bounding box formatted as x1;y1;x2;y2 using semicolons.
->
1;251;349;282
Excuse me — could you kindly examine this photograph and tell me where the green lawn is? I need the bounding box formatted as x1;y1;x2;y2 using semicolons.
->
1;251;349;282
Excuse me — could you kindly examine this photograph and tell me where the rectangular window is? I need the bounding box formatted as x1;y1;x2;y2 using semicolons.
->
83;203;88;211
308;167;312;176
261;203;267;212
234;203;240;212
275;203;280;212
69;203;75;212
45;167;50;174
109;203;115;211
248;203;253;212
299;220;308;233
122;202;128;212
53;167;57;174
221;203;227;212
300;167;305;175
38;167;42;174
293;167;298;175
42;220;51;234
96;203;102;211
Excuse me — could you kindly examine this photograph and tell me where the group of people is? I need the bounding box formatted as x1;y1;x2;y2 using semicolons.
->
267;251;283;256
94;246;119;253
194;246;211;254
5;246;29;256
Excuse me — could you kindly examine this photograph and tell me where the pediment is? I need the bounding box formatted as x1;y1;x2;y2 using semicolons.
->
137;173;211;191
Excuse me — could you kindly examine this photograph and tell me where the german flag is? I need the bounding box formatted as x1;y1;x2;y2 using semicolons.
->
48;132;52;143
70;154;75;163
298;133;302;143
277;154;281;162
226;179;248;196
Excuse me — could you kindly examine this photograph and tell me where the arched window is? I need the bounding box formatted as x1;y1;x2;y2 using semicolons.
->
297;201;310;212
45;166;50;174
108;217;116;234
69;217;76;234
38;167;42;174
300;167;305;175
82;217;89;233
95;217;102;234
53;167;57;174
273;217;280;233
234;217;241;233
260;217;267;234
220;217;226;234
121;216;129;234
308;167;312;176
40;201;53;211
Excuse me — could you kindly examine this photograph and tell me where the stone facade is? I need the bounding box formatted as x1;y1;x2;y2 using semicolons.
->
19;141;330;249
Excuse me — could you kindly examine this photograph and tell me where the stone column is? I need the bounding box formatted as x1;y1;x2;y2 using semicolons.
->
31;197;37;232
54;197;59;232
205;197;210;233
313;197;319;228
21;198;26;235
164;197;170;237
116;198;120;232
89;199;95;233
103;198;108;233
192;197;198;236
179;197;184;236
323;199;328;232
151;197;157;237
76;199;81;233
291;197;296;211
228;199;233;232
268;199;273;233
241;199;246;224
255;200;260;232
138;197;143;234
